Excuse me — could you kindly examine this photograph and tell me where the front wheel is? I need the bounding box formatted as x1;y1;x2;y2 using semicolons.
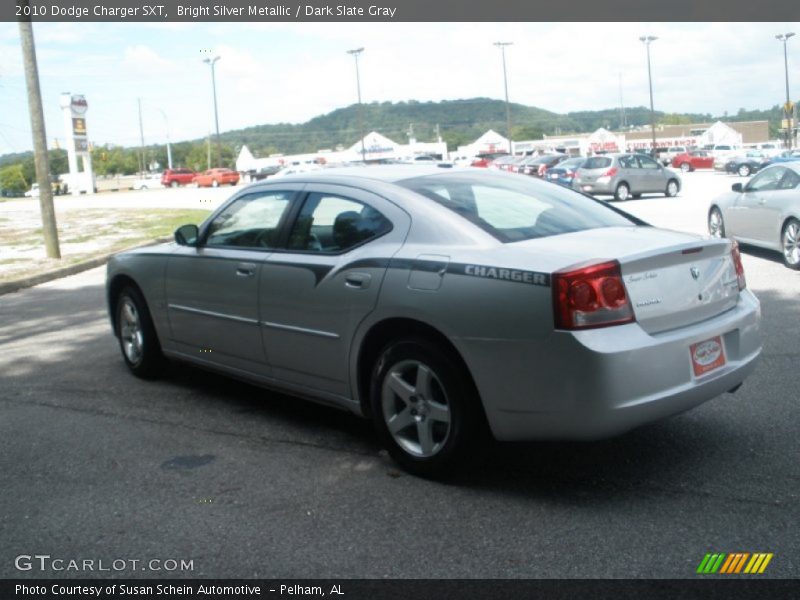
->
370;338;481;477
665;179;680;197
614;182;630;202
708;206;726;238
782;218;800;270
211;179;220;188
170;180;179;188
116;286;165;378
738;164;751;177
680;162;691;172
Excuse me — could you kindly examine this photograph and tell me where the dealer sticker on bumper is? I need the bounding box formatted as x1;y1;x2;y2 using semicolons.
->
690;336;726;377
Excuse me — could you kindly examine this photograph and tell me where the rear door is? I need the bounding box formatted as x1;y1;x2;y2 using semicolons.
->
258;184;411;397
636;154;665;192
618;154;643;192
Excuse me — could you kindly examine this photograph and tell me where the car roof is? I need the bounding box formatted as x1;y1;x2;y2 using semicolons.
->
264;164;464;184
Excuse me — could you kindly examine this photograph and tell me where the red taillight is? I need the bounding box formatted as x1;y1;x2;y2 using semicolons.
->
566;170;575;179
604;166;618;177
553;260;635;330
538;164;547;177
730;240;746;290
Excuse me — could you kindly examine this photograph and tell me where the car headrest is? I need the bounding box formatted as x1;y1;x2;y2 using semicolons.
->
332;211;363;250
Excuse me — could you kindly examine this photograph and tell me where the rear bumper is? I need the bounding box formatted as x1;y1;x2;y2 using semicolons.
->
573;181;615;195
458;290;761;441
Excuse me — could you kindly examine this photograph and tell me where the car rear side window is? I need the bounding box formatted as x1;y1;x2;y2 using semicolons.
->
398;171;637;243
583;157;612;169
287;193;392;253
205;191;293;249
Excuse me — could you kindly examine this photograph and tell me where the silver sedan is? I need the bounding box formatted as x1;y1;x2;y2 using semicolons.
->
107;166;761;476
708;162;800;269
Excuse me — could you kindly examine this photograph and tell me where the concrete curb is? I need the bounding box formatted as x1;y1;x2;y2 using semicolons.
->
0;237;170;296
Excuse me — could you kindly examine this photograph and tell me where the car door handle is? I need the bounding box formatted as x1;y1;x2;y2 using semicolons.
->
345;272;371;289
236;262;257;277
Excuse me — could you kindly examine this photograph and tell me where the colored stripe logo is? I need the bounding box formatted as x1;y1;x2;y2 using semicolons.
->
697;553;774;574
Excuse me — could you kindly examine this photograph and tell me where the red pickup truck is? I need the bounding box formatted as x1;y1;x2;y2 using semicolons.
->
161;168;197;187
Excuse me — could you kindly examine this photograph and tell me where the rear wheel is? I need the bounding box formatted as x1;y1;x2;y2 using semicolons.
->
708;206;726;238
680;162;691;172
665;179;680;197
170;180;179;188
614;182;630;201
212;179;220;188
116;286;165;378
782;218;800;270
370;337;481;478
738;164;751;177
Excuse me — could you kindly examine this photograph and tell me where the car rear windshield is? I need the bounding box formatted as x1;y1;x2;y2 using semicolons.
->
582;157;612;169
397;171;639;243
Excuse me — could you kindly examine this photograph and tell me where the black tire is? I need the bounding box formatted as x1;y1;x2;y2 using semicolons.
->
708;206;726;238
115;286;165;379
781;218;800;270
170;180;179;188
614;182;630;202
738;164;751;177
665;179;680;197
680;162;691;172
211;179;220;188
370;337;482;478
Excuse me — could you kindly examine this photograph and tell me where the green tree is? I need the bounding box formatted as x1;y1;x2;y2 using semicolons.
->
0;164;29;192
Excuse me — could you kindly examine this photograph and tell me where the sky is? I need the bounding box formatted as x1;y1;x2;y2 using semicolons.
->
0;21;798;156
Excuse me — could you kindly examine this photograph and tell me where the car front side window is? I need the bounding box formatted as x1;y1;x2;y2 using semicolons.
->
205;191;293;249
746;167;786;192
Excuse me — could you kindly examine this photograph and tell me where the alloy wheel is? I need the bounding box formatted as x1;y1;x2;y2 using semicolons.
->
119;298;144;366
783;221;800;267
381;359;451;458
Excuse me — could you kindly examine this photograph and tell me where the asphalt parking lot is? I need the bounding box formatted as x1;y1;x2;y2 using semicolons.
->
1;170;798;579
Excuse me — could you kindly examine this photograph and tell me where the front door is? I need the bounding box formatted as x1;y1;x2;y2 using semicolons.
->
165;188;298;375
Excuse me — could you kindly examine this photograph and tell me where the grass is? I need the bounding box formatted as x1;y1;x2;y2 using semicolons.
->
0;208;212;284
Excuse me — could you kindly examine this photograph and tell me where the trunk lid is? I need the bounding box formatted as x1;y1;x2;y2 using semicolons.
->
508;227;740;334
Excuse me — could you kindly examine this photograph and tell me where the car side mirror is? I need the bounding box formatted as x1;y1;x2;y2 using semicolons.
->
175;224;199;246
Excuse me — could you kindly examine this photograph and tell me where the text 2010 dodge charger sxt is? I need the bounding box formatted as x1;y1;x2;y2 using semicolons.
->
107;166;761;476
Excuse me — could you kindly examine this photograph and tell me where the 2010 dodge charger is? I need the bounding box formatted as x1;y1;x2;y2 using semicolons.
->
107;166;761;476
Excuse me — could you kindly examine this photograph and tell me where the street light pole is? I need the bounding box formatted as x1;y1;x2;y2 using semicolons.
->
203;55;222;166
157;108;172;169
494;42;513;154
776;33;795;149
347;47;366;163
640;35;658;159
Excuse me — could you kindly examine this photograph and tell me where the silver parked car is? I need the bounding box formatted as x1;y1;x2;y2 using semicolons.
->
107;166;761;476
708;163;800;269
573;153;682;201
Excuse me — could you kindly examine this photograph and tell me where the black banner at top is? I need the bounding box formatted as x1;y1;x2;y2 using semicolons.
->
4;0;800;22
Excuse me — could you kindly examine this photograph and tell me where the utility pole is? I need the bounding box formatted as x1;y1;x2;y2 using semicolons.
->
137;97;145;173
776;33;795;149
347;47;366;162
19;20;60;259
157;108;172;169
494;42;513;154
618;72;627;129
640;35;659;158
206;132;211;170
203;56;222;166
